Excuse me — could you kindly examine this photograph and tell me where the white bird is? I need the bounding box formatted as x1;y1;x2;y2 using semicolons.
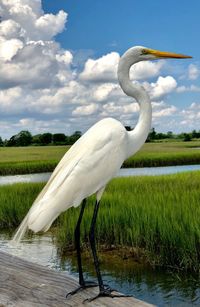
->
12;46;191;301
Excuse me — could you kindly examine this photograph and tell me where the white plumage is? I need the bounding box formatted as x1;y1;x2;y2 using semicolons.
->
13;118;129;241
12;46;191;244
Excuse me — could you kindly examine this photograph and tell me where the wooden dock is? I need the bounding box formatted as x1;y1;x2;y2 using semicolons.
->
0;251;154;307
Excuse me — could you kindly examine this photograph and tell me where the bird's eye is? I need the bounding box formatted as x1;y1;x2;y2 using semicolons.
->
141;49;148;55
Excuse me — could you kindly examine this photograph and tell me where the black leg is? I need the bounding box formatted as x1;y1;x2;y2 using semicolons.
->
89;200;104;289
66;199;98;298
75;198;86;286
84;200;132;302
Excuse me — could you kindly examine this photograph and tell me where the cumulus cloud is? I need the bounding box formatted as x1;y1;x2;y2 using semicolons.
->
72;103;100;116
0;0;197;138
0;0;71;91
1;0;67;41
181;102;200;120
79;52;120;83
143;76;177;99
0;37;23;61
93;83;118;102
130;60;164;80
35;10;67;40
152;101;177;118
188;64;199;80
80;52;164;83
176;85;200;93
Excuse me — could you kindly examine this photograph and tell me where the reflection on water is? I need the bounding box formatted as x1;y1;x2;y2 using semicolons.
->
1;232;199;306
1;164;200;186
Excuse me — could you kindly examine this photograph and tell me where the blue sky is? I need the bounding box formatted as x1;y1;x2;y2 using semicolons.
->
43;0;198;56
0;0;199;139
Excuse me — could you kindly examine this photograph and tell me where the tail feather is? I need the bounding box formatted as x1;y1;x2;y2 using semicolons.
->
28;200;60;233
11;214;29;245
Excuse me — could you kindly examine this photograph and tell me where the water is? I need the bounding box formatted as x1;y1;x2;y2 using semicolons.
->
1;165;200;305
1;164;200;186
1;232;199;306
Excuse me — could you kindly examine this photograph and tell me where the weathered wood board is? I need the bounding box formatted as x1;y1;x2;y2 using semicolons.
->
0;251;154;307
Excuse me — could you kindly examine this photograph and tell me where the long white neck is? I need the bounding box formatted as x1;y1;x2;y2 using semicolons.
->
117;48;152;158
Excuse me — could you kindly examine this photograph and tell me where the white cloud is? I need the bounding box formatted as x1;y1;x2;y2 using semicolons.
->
0;4;72;90
188;64;199;80
144;76;177;99
72;103;99;116
93;83;117;101
80;53;164;83
176;85;200;93
1;0;67;41
35;10;67;40
180;102;200;128
130;60;164;80
0;87;22;109
0;0;196;139
56;50;73;65
79;52;120;83
152;101;177;118
0;38;23;61
0;19;24;39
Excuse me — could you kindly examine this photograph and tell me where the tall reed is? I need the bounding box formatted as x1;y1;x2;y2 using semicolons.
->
0;142;200;174
0;171;199;271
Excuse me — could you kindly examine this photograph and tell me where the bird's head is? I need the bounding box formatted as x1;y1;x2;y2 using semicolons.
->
133;46;192;61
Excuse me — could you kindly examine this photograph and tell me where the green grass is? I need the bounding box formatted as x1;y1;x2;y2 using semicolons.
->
0;146;68;175
0;141;200;175
1;171;200;271
0;182;43;228
124;141;200;167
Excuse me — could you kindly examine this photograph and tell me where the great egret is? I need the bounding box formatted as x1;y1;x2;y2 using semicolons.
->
12;46;191;301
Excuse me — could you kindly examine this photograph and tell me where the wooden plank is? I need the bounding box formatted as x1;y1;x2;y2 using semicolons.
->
0;251;154;307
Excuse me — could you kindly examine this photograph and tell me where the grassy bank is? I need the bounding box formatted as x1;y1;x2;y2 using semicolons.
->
0;141;200;175
0;146;68;175
124;141;200;167
0;171;200;271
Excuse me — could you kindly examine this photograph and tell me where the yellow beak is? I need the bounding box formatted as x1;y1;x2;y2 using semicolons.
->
147;48;192;59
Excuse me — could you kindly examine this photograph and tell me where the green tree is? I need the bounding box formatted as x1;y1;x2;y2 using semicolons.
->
16;130;32;146
167;131;173;139
32;134;42;145
7;131;32;146
0;136;3;146
147;127;157;142
7;135;17;146
183;133;191;142
68;131;82;145
52;133;66;144
39;133;52;145
191;130;200;138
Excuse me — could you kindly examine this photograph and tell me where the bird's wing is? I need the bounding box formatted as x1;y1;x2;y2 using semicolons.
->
27;119;127;233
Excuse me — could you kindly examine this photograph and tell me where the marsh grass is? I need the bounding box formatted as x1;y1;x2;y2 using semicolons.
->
124;141;200;167
0;142;200;174
57;172;200;271
0;145;68;175
1;171;199;271
0;182;43;228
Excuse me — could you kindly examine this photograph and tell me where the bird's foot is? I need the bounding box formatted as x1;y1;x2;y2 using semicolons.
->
83;285;132;302
66;280;98;298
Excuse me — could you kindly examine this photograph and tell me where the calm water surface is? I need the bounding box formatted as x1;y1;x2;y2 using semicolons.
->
1;165;200;305
1;232;199;306
1;164;200;185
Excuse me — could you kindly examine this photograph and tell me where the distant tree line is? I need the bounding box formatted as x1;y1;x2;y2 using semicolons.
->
146;128;200;142
0;128;200;147
0;130;82;147
126;126;200;142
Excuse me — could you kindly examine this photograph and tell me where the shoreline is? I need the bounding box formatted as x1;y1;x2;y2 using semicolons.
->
1;158;200;176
